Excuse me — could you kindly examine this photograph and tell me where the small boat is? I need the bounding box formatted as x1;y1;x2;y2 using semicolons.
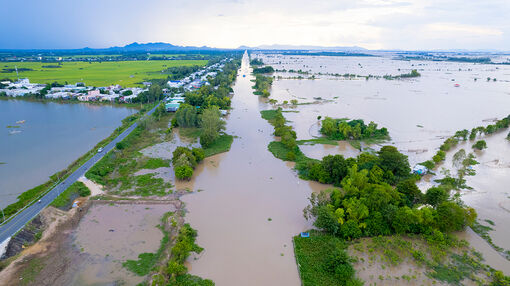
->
16;120;26;124
454;84;460;87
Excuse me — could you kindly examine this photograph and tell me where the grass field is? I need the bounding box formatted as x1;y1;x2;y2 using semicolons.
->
0;60;207;87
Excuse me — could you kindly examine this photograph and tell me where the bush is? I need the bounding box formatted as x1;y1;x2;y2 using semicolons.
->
472;140;487;150
175;165;193;180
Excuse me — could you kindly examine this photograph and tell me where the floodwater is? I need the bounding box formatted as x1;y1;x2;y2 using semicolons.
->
181;53;328;285
69;203;174;285
0;100;136;208
253;52;510;274
257;53;510;166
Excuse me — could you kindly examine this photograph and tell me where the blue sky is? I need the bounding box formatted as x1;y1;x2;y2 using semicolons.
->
1;0;509;50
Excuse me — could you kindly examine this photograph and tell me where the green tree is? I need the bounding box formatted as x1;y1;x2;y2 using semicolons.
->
425;187;448;207
396;179;423;207
377;146;411;178
472;140;487;150
200;106;226;148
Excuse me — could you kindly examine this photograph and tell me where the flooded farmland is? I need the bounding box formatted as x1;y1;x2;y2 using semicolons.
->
182;51;510;284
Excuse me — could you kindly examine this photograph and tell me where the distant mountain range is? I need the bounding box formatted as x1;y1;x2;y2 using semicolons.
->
238;44;368;51
96;42;221;52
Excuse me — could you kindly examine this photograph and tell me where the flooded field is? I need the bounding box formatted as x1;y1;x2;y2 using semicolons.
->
256;53;510;166
179;52;510;284
251;52;510;275
68;203;175;285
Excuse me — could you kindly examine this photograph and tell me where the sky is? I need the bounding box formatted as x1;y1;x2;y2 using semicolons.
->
1;0;510;50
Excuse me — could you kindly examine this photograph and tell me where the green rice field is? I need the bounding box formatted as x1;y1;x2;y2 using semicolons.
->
0;60;207;87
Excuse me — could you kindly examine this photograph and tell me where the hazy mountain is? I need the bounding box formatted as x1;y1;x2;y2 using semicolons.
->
239;44;367;51
105;42;219;51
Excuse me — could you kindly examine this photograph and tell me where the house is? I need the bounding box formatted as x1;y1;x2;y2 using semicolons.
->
168;80;184;88
165;102;180;112
412;164;428;175
142;81;152;87
88;89;100;97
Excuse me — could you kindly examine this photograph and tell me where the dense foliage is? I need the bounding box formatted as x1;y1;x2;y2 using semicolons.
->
252;66;275;74
253;74;273;97
174;103;200;128
320;117;389;141
304;157;476;241
199;106;226;148
172;147;205;180
249;58;264;66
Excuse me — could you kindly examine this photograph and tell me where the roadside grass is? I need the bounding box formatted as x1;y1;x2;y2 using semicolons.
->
51;181;91;209
0;60;207;87
86;113;174;196
203;134;234;157
19;257;45;285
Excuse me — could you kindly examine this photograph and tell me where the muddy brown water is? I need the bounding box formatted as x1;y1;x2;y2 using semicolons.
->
182;52;510;284
67;203;175;285
181;53;329;285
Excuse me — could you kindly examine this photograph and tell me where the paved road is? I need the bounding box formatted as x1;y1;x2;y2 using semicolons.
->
0;105;158;245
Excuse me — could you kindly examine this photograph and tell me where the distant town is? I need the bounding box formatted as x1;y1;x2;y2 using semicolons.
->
0;59;229;113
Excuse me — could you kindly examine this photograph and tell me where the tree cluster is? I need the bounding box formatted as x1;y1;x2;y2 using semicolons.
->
301;146;411;186
249;58;264;66
199;106;226;148
253;74;273;98
252;66;275;74
304;161;476;241
172;146;205;180
271;108;299;159
320;117;389;141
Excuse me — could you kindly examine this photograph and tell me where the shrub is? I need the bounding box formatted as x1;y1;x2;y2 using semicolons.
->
175;165;193;180
472;140;487;150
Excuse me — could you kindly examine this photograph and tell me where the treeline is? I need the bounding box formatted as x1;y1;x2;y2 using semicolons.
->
184;60;241;109
253;75;273;97
424;114;510;169
383;69;421;80
252;66;275;74
320;117;389;141
250;58;264;66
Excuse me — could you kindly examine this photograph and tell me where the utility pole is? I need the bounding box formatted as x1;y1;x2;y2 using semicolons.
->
15;65;19;81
